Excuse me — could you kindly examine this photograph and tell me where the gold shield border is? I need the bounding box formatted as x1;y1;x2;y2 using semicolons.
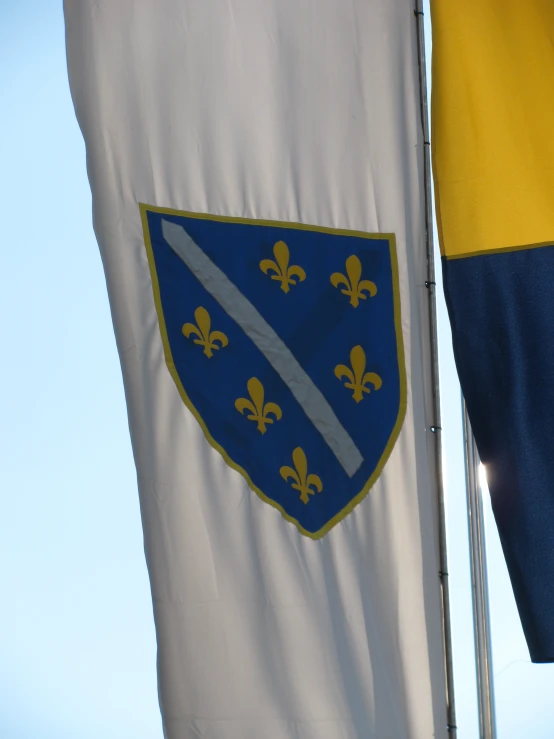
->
139;203;407;539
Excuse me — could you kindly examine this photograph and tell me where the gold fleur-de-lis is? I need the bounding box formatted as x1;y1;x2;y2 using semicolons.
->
334;345;382;403
330;254;377;307
280;447;323;504
182;306;228;358
260;240;306;293
235;377;283;434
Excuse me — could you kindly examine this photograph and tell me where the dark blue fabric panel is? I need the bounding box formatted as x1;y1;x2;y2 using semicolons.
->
443;245;554;662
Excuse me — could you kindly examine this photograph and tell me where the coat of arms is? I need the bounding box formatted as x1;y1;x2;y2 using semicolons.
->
140;204;406;538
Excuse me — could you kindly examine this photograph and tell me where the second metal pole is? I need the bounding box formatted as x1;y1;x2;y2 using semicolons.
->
462;402;497;739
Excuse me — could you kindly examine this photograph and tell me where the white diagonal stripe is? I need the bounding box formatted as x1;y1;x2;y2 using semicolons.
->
162;219;363;477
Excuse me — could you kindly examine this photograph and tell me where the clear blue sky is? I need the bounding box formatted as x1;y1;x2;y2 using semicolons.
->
1;2;552;737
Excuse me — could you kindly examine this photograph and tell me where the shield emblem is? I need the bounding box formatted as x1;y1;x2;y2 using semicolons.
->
140;204;406;538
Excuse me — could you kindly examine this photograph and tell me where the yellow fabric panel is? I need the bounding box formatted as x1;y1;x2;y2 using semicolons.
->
431;0;554;258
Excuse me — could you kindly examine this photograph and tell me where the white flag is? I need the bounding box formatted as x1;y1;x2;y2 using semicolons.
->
65;1;448;737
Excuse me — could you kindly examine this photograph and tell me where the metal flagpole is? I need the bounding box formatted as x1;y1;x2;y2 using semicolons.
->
462;402;497;739
414;3;457;736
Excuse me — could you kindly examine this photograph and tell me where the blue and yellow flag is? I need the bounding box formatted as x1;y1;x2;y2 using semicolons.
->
432;0;554;662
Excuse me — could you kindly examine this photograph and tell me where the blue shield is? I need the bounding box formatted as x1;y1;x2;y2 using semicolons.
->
141;205;406;538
